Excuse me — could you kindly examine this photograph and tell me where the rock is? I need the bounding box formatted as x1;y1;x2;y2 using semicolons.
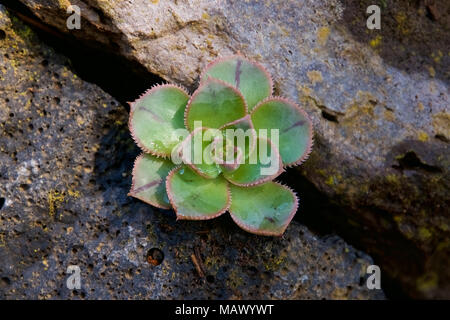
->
12;0;449;298
0;5;384;300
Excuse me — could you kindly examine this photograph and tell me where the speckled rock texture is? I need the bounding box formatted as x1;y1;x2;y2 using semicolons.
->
13;0;449;298
0;5;385;300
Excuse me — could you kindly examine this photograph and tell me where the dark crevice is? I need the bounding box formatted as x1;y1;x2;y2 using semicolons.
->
206;275;215;283
0;0;163;106
321;110;339;123
342;0;449;84
435;134;449;143
393;151;442;173
279;169;410;299
0;197;5;210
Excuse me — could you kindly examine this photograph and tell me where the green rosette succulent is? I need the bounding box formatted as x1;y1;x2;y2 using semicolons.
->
128;55;313;236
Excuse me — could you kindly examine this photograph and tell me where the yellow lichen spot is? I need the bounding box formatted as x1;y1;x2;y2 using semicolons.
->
58;0;71;9
91;143;100;152
307;70;323;85
280;26;290;36
395;13;410;35
66;227;74;235
42;259;49;270
226;268;244;288
418;227;432;240
369;35;382;48
393;215;403;223
84;166;93;174
76;116;85;126
264;255;286;272
96;243;104;252
417;102;424;111
297;84;312;97
202;12;210;20
331;287;349;300
431;50;443;63
24;99;32;110
0;234;5;247
317;26;330;46
427;66;436;77
48;190;65;217
150;0;159;4
416;272;438;292
386;174;399;184
384;110;395;121
325;176;335;186
67;189;80;198
417;130;429;142
432;112;450;140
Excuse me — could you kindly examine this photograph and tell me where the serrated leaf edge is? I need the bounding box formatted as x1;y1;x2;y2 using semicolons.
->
228;181;299;236
165;166;231;221
251;96;314;168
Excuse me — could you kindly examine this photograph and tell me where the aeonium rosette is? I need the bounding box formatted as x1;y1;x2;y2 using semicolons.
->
128;55;313;236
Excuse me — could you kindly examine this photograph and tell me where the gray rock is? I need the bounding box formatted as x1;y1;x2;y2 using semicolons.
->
14;0;449;298
0;5;384;300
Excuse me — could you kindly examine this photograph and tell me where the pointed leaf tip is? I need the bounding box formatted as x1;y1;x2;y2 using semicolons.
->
166;166;230;220
129;84;190;157
201;55;273;110
251;97;313;167
229;182;299;236
129;153;175;209
185;78;247;132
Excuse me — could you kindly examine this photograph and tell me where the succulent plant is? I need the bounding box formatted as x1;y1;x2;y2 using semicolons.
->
128;55;313;236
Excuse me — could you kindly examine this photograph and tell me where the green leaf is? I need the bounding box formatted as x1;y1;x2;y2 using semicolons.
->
174;127;222;179
229;182;298;236
129;84;190;157
128;153;175;209
201;55;273;110
223;137;283;186
251;97;313;166
185;78;247;131
166;166;230;220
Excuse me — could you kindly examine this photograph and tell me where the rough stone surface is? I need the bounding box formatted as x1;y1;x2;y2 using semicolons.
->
0;6;385;300
13;0;449;298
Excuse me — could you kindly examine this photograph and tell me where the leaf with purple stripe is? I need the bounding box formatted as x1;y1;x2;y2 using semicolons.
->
229;182;299;236
129;84;189;157
201;55;273;111
251;97;313;166
129;153;174;209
